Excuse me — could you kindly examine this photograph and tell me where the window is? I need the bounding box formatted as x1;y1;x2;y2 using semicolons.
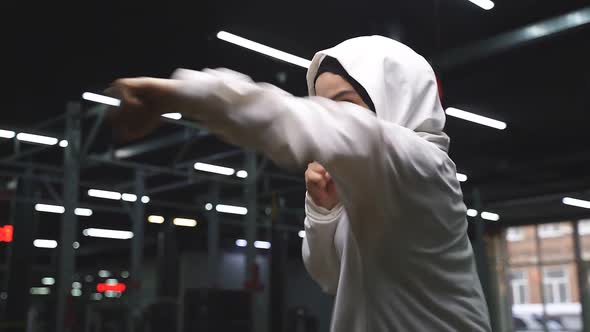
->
538;223;566;238
543;267;569;303
578;219;590;235
510;270;529;304
506;227;524;242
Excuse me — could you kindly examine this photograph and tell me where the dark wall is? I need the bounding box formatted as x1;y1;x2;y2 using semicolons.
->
179;251;334;332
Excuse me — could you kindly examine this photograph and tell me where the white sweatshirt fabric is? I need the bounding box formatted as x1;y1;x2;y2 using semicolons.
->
169;35;491;332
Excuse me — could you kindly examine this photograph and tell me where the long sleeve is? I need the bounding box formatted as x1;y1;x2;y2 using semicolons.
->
170;68;457;245
302;192;344;295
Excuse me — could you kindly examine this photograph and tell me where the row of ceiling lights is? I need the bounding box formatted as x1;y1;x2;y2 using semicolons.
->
28;196;590;250
1;124;250;181
0;129;68;147
31;274;127;298
216;30;508;131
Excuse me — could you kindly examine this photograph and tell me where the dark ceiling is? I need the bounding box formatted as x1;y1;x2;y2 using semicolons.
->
1;0;589;259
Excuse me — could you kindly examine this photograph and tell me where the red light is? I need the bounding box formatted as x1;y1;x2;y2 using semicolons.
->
96;283;126;293
0;225;13;243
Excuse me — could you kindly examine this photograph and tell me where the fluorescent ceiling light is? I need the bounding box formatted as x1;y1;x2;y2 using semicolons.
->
563;197;590;209
41;277;55;286
106;278;118;285
141;196;150;204
173;217;197;227
35;204;92;216
298;230;305;238
194;162;235;176
445;107;506;130
16;133;59;145
83;228;133;240
34;239;58;248
456;173;468;182
104;291;121;298
98;270;111;278
162;113;182;120
82;92;121;107
30;287;51;295
216;204;248;215
75;208;93;217
481;211;500;221
254;241;271;249
82;93;183;122
88;189;122;200
0;129;16;139
236;170;248;178
235;239;271;249
148;215;165;224
59;140;68;148
217;31;311;68
35;203;65;214
121;193;137;202
467;0;494;10
467;209;478;217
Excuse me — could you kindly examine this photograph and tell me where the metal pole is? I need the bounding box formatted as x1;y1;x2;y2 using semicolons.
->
152;218;180;331
270;193;288;332
129;169;145;331
486;231;512;332
499;232;514;332
244;150;261;332
471;190;490;298
244;151;257;275
3;168;35;332
208;183;220;287
573;220;590;332
471;188;496;328
55;102;81;332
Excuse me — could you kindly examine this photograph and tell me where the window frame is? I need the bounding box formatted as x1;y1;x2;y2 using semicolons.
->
510;270;530;305
542;266;570;304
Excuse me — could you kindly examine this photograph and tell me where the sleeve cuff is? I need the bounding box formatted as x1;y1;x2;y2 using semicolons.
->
305;192;344;224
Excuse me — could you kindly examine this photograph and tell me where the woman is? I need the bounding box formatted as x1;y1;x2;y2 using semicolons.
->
110;35;491;331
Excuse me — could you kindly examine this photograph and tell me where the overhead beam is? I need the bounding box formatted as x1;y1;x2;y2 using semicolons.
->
173;149;243;169
0;159;62;173
113;149;244;191
85;155;240;185
106;128;209;160
435;6;590;70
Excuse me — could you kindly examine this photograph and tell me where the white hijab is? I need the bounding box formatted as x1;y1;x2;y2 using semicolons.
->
306;35;450;152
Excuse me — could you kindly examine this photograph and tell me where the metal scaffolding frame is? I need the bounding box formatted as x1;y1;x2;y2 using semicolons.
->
0;100;303;332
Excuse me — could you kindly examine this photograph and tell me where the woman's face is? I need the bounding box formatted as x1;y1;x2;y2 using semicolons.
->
315;72;370;110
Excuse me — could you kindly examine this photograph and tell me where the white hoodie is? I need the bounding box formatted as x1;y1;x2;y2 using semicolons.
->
170;35;491;332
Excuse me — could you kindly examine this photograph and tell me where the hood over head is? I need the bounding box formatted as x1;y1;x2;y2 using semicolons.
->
306;35;450;152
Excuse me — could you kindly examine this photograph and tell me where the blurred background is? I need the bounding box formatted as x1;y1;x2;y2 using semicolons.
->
0;1;589;331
